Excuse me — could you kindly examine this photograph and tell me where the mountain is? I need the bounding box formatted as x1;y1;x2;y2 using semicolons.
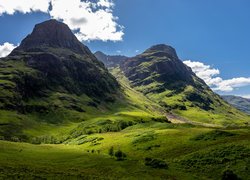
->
222;95;250;114
94;51;127;68
11;19;91;56
1;22;250;180
0;20;166;141
120;44;250;126
121;44;199;89
1;20;119;112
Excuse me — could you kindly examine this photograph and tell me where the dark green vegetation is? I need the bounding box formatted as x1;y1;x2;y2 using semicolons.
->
0;20;249;179
0;20;161;141
120;44;250;126
222;95;250;115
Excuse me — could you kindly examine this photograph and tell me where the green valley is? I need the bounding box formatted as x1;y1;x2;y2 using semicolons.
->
0;20;249;180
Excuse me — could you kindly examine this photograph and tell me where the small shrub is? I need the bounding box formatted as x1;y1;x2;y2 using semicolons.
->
31;137;41;144
97;137;104;141
0;136;5;140
222;170;241;180
144;158;168;169
191;130;235;141
114;150;127;161
151;117;170;123
10;136;20;142
109;146;114;157
132;131;156;144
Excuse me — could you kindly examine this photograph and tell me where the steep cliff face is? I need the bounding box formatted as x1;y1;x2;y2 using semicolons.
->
0;20;119;112
11;19;90;55
94;51;127;68
121;44;204;90
121;44;250;125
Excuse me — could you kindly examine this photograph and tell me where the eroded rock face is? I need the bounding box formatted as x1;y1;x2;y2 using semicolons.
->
11;19;91;55
94;51;128;68
144;44;178;59
0;20;119;112
120;44;227;112
121;44;198;88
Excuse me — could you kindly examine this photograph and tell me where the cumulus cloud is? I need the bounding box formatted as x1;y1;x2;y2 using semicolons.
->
183;60;220;86
0;0;124;42
184;60;250;92
0;42;16;57
242;95;250;99
0;0;50;15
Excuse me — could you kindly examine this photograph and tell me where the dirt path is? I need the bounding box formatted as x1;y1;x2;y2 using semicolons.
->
166;113;221;128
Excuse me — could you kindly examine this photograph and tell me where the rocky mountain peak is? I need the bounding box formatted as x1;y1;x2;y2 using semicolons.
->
12;19;90;55
144;44;178;59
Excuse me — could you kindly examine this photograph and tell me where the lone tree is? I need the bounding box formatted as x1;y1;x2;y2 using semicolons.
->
108;146;114;157
222;170;240;180
114;150;127;161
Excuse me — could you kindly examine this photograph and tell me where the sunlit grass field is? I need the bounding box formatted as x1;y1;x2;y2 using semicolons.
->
1;124;249;179
0;67;249;179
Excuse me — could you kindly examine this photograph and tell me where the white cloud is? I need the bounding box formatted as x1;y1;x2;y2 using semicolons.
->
241;95;250;99
97;0;114;8
0;42;16;57
184;60;250;92
116;50;122;54
0;0;50;15
183;60;220;86
135;50;140;53
0;0;124;42
213;78;250;92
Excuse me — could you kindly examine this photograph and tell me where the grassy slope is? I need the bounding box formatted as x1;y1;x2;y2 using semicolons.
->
0;64;249;179
147;85;250;126
119;47;250;127
0;125;249;179
132;78;250;127
0;61;166;142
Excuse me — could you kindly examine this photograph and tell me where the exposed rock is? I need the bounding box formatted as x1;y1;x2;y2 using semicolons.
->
95;51;128;68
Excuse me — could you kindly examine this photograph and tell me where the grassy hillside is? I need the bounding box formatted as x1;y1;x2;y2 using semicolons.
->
1;125;249;179
147;85;250;127
0;21;249;180
0;61;166;143
120;45;250;127
2;62;248;179
0;20;167;142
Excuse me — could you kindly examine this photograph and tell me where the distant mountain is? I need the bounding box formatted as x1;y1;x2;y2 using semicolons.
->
94;51;127;68
222;95;250;114
120;44;250;126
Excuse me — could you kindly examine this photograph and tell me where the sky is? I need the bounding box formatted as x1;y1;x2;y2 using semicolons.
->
0;0;250;98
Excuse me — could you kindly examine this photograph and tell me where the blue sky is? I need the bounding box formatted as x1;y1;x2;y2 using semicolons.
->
0;0;249;97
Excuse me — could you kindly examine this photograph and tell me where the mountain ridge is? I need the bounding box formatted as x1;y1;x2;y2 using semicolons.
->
0;20;167;142
94;51;128;68
0;20;250;180
118;44;250;125
222;95;250;114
